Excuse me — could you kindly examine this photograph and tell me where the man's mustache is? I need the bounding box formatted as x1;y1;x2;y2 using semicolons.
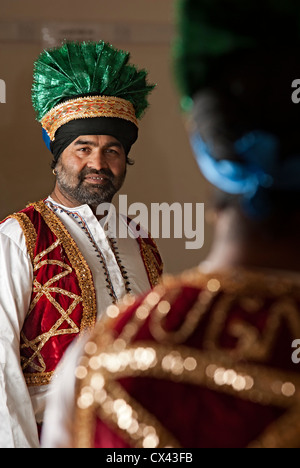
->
79;168;114;182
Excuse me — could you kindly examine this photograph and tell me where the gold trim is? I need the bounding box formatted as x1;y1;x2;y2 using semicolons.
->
75;379;181;449
21;266;82;374
41;96;138;141
9;213;37;263
163;266;300;296
31;200;97;333
24;372;53;387
74;336;183;448
74;339;300;448
20;200;97;386
161;268;300;363
117;286;168;344
149;288;218;345
139;237;163;288
72;267;300;448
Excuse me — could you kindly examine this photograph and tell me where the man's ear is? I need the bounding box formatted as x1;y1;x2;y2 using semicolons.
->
126;156;135;166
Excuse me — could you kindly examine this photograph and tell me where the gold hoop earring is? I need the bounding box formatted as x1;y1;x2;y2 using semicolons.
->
52;169;57;176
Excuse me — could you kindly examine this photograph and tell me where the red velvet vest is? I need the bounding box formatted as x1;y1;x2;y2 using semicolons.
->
73;268;300;448
3;200;163;387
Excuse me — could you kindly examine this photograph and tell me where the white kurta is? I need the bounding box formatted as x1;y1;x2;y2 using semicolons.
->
0;197;152;448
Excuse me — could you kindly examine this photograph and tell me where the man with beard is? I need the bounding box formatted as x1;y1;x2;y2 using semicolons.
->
0;41;163;448
52;135;126;210
43;1;300;449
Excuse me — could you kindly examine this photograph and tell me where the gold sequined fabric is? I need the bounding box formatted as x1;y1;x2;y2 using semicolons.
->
73;268;300;448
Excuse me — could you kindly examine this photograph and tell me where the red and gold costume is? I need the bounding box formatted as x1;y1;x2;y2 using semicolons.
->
0;40;159;448
1;200;163;389
73;268;300;448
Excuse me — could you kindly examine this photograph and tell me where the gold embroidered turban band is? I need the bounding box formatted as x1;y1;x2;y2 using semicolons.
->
41;95;138;142
32;41;155;160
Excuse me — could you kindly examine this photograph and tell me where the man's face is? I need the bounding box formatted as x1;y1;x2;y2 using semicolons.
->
55;135;127;206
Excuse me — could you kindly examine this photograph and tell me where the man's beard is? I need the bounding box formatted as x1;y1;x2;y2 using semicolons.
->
55;164;126;206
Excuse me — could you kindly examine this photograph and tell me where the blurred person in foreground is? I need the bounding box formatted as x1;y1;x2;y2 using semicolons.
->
42;0;300;448
0;40;163;448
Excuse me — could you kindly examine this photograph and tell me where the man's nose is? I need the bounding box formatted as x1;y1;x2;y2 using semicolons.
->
87;150;109;171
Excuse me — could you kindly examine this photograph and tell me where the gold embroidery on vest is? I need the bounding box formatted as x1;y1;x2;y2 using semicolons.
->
161;268;300;363
227;298;300;362
73;329;182;448
73;269;300;448
15;200;97;387
117;286;167;344
73;338;300;448
149;289;218;345
21;247;82;373
32;201;97;333
9;213;37;263
76;378;181;449
139;237;163;287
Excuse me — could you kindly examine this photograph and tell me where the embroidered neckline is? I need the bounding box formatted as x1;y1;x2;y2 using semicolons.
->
45;199;133;302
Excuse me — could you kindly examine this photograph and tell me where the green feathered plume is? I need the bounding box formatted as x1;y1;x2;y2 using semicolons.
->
174;0;300;110
32;40;155;121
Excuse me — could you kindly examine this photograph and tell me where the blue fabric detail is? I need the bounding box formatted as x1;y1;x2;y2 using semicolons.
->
190;130;300;218
42;128;51;151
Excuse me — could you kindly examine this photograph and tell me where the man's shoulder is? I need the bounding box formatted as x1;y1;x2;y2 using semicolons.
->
0;201;46;228
0;216;27;252
0;202;42;249
1;202;38;223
